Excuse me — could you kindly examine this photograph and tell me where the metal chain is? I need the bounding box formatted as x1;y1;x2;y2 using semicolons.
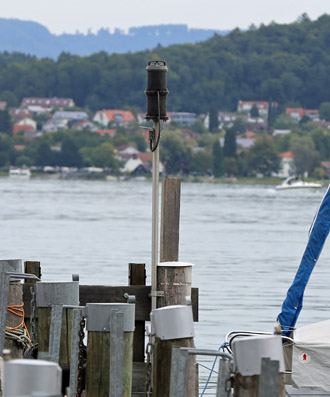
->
145;330;153;396
77;315;86;397
30;285;36;343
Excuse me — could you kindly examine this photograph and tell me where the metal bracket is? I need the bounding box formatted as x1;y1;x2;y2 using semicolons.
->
0;273;11;356
149;291;164;298
8;272;41;281
123;293;136;304
110;310;124;397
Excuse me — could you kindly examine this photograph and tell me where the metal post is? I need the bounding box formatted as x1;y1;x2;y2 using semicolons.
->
0;273;10;355
48;305;63;363
110;311;124;397
169;346;188;397
258;358;280;397
151;120;160;312
216;358;232;397
69;309;82;397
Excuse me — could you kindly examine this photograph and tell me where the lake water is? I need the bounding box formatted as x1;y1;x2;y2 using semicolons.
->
1;177;330;352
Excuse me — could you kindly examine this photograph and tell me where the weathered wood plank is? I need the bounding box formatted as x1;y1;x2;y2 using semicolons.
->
24;285;199;322
129;263;146;363
160;177;181;263
85;331;133;397
132;362;150;395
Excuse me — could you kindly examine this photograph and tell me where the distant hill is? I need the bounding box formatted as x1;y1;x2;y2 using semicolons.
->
1;14;330;113
0;18;228;58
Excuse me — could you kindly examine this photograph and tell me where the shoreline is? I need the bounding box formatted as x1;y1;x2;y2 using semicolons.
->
0;172;327;186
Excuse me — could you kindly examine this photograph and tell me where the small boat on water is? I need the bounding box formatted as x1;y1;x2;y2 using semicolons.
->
276;176;322;191
9;168;31;179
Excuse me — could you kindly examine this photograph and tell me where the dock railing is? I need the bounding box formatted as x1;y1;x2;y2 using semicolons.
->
169;347;233;397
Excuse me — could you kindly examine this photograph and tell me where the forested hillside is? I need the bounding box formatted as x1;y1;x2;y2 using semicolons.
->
0;19;225;58
1;14;330;113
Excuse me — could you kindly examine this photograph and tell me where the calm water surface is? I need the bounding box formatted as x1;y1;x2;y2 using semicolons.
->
1;178;330;351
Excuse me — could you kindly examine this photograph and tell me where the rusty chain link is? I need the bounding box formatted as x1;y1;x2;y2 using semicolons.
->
77;315;86;397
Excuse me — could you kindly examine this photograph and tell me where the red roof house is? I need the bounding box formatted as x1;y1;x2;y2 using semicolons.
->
93;110;135;127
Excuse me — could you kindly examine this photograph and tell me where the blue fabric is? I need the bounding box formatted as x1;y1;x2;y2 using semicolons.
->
278;185;330;337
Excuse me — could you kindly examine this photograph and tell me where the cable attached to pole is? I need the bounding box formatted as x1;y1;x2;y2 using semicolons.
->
150;90;161;152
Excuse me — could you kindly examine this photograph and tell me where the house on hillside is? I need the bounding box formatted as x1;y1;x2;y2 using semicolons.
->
237;100;278;117
286;108;319;122
13;117;37;135
273;129;291;136
219;136;256;153
167;112;197;125
42;118;67;133
314;121;330;131
21;97;75;113
71;120;97;132
16;117;37;130
93;110;135;127
10;108;34;122
321;162;330;175
13;124;36;136
116;145;140;160
43;111;89;133
274;151;296;178
53;111;89;123
120;153;162;175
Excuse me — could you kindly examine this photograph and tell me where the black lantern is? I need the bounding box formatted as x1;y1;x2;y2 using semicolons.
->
145;60;169;121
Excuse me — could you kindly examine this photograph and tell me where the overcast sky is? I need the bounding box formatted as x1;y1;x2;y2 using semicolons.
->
1;0;330;34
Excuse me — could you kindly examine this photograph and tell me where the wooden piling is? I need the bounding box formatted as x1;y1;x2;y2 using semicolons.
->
36;282;79;367
85;303;135;397
23;261;41;342
160;177;181;263
37;308;74;367
0;260;24;358
128;263;146;362
152;177;197;397
153;263;197;397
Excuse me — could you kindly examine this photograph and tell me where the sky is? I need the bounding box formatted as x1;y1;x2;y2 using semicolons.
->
1;0;330;34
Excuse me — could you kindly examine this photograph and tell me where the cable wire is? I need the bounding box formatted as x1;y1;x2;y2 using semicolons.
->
150;90;161;152
200;342;230;397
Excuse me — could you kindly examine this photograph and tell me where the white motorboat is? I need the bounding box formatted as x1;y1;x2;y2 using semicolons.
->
9;168;31;179
276;176;322;191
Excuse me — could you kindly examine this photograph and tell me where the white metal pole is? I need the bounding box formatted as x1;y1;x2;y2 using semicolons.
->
151;120;160;311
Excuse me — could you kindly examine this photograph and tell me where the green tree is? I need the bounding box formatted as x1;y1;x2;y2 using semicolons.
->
230;118;247;135
35;142;55;166
16;155;33;167
0;90;18;107
191;119;208;134
223;129;237;158
212;140;223;177
311;128;330;160
250;104;259;117
0;134;15;166
223;157;238;176
90;142;118;169
190;151;213;174
59;138;83;167
247;135;280;176
209;107;219;132
0;110;11;134
319;102;330;121
291;136;320;177
160;130;193;175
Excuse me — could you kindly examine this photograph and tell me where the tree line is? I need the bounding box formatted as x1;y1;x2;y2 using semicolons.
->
1;117;330;179
1;14;330;113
